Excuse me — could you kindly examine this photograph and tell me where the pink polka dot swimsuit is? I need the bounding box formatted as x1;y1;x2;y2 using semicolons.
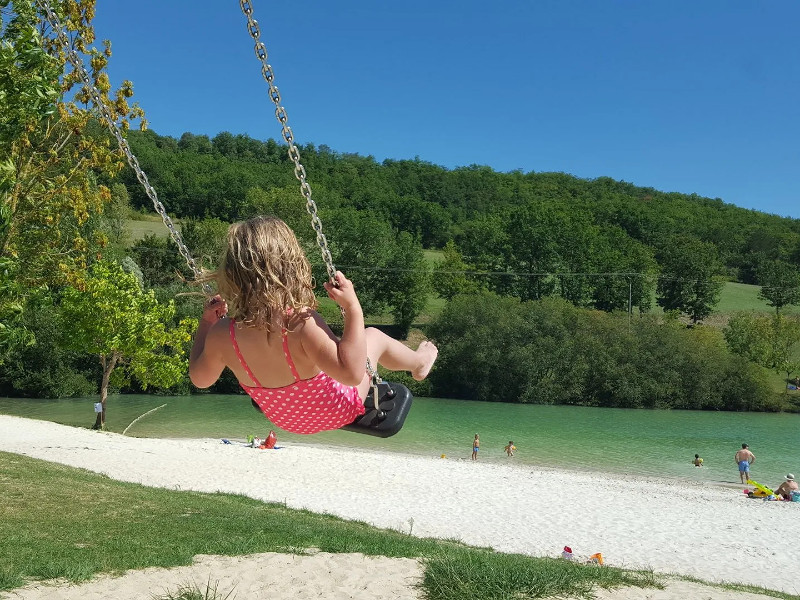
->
229;320;365;434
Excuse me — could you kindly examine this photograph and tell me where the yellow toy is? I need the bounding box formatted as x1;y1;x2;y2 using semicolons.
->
746;480;774;498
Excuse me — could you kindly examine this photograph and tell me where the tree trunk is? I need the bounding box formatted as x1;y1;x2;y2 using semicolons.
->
94;352;119;429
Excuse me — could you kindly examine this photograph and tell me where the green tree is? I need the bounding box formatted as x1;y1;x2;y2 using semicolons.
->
1;0;145;288
432;241;482;300
180;217;229;269
770;316;800;388
590;226;657;313
0;256;29;361
553;212;597;307
725;312;800;391
101;182;131;245
59;260;194;428
378;193;451;248
427;292;770;410
756;259;800;315
503;204;559;301
383;231;430;335
240;185;313;233
457;214;521;297
0;291;96;398
656;236;723;323
129;233;187;286
723;312;773;365
323;208;396;317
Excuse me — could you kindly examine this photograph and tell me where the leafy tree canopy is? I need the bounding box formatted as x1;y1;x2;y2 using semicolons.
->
59;260;195;424
756;259;800;314
1;0;145;288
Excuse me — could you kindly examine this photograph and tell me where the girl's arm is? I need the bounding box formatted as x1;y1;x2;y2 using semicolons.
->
189;295;228;389
300;271;367;386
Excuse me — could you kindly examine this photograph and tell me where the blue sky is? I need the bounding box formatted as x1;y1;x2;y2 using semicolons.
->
92;1;799;218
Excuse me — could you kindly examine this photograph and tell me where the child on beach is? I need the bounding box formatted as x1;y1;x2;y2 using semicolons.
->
188;216;438;435
472;434;480;461
504;441;516;457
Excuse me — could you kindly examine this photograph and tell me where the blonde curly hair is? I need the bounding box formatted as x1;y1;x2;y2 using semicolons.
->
205;216;317;331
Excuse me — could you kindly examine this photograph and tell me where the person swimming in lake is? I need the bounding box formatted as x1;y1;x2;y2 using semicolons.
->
693;454;703;467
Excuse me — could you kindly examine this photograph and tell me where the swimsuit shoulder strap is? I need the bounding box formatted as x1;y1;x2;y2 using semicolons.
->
229;319;263;387
281;329;301;382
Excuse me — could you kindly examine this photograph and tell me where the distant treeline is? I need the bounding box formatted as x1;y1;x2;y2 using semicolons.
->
121;129;800;285
429;293;775;411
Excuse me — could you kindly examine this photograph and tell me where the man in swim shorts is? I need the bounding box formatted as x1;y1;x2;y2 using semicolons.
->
734;443;755;484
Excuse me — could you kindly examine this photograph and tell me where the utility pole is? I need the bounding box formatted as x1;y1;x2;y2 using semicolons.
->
628;278;633;324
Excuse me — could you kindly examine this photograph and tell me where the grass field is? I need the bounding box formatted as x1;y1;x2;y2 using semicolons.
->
126;214;180;241
0;451;663;599
717;281;799;315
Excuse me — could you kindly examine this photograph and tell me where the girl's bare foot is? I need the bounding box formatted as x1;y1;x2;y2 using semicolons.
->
412;340;438;381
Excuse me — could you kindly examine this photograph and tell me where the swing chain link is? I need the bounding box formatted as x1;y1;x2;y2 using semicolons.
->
240;1;382;384
239;0;338;285
37;0;388;402
35;0;210;292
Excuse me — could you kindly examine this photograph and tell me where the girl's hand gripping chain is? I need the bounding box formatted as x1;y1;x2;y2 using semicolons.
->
202;294;228;324
323;271;361;314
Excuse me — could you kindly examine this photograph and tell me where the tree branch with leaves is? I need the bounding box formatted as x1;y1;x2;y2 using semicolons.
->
59;260;194;428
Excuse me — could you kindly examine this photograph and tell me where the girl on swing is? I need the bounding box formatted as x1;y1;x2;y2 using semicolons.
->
189;216;438;435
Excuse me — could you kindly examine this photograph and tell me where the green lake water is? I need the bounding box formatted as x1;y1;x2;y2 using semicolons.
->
1;394;798;489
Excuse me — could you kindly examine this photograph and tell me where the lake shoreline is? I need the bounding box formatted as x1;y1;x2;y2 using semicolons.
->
4;394;796;486
227;434;750;491
1;415;798;597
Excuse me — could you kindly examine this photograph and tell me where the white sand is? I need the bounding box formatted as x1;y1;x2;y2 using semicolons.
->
7;552;424;600
1;415;797;600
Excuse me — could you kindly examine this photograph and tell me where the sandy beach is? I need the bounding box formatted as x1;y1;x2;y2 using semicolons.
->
1;415;797;599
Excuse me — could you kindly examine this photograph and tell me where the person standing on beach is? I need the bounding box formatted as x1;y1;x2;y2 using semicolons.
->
735;443;755;484
472;434;480;461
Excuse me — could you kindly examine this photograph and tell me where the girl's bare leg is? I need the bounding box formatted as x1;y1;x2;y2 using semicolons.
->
356;328;438;400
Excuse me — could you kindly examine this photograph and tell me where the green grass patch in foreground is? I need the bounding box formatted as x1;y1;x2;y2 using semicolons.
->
0;451;662;600
153;579;235;600
675;575;800;600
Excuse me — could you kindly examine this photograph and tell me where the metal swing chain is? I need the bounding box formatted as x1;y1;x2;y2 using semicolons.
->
239;1;380;389
238;0;337;285
36;0;209;292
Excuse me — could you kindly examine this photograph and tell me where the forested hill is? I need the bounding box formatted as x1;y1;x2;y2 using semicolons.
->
122;129;800;291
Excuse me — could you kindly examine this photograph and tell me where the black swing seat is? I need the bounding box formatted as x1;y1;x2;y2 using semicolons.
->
249;381;413;438
341;381;413;438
